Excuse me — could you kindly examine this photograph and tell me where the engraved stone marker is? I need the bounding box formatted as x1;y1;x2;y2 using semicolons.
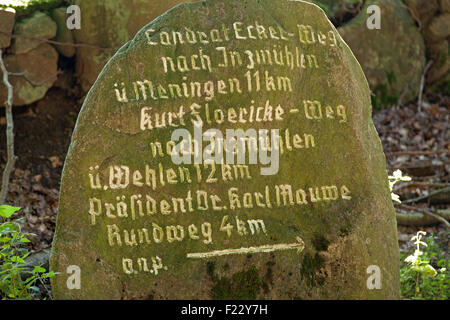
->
51;0;400;299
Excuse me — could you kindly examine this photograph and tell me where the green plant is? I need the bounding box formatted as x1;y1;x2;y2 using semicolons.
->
400;231;449;300
388;169;411;203
0;205;55;300
0;0;66;18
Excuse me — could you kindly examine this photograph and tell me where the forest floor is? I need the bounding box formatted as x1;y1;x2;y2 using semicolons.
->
0;87;448;259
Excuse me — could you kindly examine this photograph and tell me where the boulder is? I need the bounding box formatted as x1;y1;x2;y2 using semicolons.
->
403;0;439;28
50;7;75;58
427;40;449;85
426;13;450;42
51;0;399;299
0;43;58;106
440;0;450;12
72;0;196;93
338;0;426;109
305;0;363;20
403;0;449;89
12;11;57;54
0;8;15;49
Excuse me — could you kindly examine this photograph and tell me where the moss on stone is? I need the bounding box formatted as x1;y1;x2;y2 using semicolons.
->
305;0;364;21
338;0;426;109
300;252;326;287
206;261;216;278
372;84;399;110
263;264;274;293
210;265;263;300
312;235;330;251
266;261;276;267
0;0;65;19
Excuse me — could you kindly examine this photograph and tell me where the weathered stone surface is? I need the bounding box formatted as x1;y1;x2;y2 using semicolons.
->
427;40;449;84
404;0;439;28
426;13;450;42
305;0;363;19
338;0;426;109
403;0;449;89
0;7;15;48
0;43;58;106
51;7;75;58
51;0;399;299
12;11;57;54
72;0;195;93
440;0;450;12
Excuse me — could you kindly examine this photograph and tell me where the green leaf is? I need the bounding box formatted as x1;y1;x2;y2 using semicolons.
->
421;264;437;278
46;271;57;277
10;256;26;264
32;266;46;273
18;238;30;243
0;205;21;218
44;271;57;278
0;222;17;234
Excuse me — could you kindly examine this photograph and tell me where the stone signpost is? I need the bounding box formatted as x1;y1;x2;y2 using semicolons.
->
50;0;400;299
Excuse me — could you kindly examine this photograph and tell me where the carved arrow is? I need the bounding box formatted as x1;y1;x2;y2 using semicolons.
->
187;236;305;259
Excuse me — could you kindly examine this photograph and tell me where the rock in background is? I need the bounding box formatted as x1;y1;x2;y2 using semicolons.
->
338;0;426;109
306;0;364;21
0;8;16;49
0;43;58;106
441;0;450;12
50;7;75;58
72;0;195;93
12;11;57;54
0;9;59;107
405;0;449;93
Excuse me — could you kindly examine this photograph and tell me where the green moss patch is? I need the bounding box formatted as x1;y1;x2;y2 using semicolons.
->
0;0;66;18
300;252;326;287
208;264;264;300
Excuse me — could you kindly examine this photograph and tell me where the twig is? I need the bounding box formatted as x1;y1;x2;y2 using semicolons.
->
0;30;116;51
8;70;62;87
394;203;450;228
439;115;448;150
0;49;17;204
404;4;422;31
385;150;448;156
402;186;450;204
396;83;410;108
396;209;450;226
393;182;449;191
418;60;433;112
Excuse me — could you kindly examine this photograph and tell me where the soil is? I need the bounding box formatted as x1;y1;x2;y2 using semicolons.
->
0;87;80;251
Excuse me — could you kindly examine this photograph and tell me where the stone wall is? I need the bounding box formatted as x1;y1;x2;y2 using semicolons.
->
0;1;193;106
404;0;449;90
